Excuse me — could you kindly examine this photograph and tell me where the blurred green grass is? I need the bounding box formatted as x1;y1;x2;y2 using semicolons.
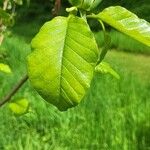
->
94;30;150;55
0;24;150;149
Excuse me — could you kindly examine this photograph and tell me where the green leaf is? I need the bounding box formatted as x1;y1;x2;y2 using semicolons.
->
95;62;120;79
27;15;99;111
96;6;150;47
8;99;29;115
0;63;12;73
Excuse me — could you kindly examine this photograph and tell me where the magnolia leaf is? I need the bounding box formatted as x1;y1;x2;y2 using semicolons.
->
0;63;12;73
95;62;120;79
27;15;99;111
96;6;150;47
8;99;29;115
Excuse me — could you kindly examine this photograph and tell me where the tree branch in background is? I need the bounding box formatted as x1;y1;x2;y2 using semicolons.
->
52;0;61;17
0;0;60;107
0;0;9;45
0;75;28;107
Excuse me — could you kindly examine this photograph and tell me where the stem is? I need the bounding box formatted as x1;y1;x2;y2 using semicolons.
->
79;10;87;22
0;74;28;107
98;20;111;64
52;0;61;17
87;14;110;64
86;14;99;19
99;20;106;32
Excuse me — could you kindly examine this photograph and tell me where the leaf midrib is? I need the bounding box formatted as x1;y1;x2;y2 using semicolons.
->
59;16;73;106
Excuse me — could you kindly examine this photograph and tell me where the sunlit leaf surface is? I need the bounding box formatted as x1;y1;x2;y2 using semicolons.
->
97;6;150;47
27;15;99;111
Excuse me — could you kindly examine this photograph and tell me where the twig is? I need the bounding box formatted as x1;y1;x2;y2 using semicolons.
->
52;0;61;16
0;74;28;107
0;0;9;45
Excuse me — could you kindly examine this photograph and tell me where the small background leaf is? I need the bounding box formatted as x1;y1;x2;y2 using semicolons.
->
8;99;29;115
0;63;12;73
95;61;120;79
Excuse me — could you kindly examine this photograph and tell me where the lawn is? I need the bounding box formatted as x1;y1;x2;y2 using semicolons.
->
0;25;150;149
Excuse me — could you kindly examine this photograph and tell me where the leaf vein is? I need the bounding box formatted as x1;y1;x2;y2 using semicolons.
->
65;43;90;64
63;65;86;90
61;76;79;98
67;34;97;56
61;87;74;105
